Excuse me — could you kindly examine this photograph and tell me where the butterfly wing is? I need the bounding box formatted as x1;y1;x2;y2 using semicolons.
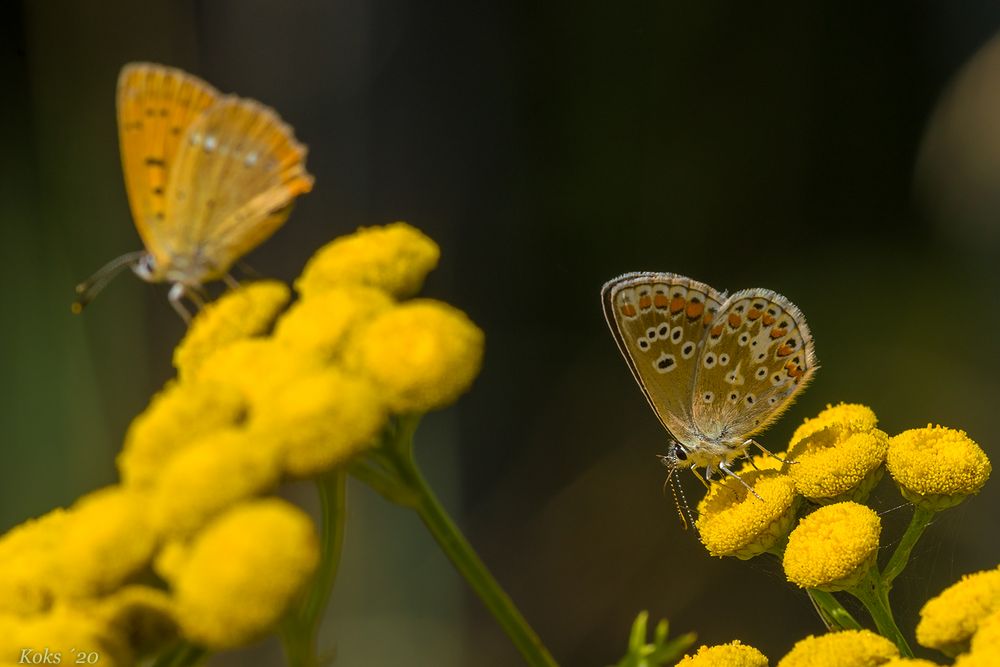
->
691;288;818;442
117;63;220;268
161;95;314;282
602;272;727;443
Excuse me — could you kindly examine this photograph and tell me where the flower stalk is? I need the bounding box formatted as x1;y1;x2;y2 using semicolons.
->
848;568;913;657
360;416;558;667
281;469;348;667
881;505;935;587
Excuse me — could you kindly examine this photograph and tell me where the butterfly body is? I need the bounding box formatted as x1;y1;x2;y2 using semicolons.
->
602;272;817;481
74;63;313;319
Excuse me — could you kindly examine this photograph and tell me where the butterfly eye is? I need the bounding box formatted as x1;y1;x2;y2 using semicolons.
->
673;446;688;461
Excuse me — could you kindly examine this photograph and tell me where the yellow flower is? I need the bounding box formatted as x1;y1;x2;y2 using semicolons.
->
53;486;157;599
348;300;484;413
0;509;67;615
193;338;317;409
696;470;799;559
149;428;281;538
173;499;319;649
887;426;991;511
971;608;1000;653
677;640;769;666
274;285;393;362
87;585;177;656
152;539;190;585
776;630;898;667
782;502;880;591
253;369;387;477
119;381;246;487
788;404;887;503
174;280;290;380
790;403;878;443
0;603;132;666
882;660;943;667
296;222;440;299
916;567;1000;656
953;653;997;667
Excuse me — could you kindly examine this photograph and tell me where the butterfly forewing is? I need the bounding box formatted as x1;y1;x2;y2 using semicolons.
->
117;63;219;266
602;272;726;443
691;288;817;440
163;97;314;281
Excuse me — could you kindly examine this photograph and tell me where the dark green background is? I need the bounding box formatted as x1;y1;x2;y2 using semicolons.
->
2;2;999;665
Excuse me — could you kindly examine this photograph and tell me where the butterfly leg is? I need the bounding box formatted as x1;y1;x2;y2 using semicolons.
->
688;467;712;491
167;283;193;324
718;461;764;501
223;273;241;291
745;439;797;465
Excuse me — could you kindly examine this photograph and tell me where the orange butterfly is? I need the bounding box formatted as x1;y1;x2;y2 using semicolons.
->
74;62;314;320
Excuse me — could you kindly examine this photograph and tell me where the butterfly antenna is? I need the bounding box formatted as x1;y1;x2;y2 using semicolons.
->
72;251;147;313
672;471;694;531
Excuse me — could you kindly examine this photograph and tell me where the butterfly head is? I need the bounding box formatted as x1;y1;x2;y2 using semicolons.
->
658;441;694;472
131;252;159;282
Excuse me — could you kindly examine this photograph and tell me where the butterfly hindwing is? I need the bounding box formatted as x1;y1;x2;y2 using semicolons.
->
691;288;817;441
162;96;314;280
117;63;219;267
602;272;727;443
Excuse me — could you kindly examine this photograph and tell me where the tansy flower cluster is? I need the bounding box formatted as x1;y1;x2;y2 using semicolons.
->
670;402;995;666
0;223;486;665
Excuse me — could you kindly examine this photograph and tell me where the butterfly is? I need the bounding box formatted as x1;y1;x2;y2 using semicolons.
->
73;62;314;320
602;272;818;502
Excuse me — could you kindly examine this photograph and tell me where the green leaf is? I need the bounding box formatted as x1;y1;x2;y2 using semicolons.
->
612;612;696;667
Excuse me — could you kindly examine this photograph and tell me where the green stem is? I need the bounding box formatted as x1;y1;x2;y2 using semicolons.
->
381;417;558;667
151;642;205;667
849;569;913;657
281;470;348;667
806;589;863;631
882;506;935;588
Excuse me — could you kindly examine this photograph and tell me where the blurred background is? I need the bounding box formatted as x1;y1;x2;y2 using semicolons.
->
3;1;1000;665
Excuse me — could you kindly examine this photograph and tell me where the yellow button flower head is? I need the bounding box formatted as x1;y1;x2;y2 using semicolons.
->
916;567;1000;656
194;337;317;409
776;630;898;667
696;470;799;559
677;640;769;666
296;222;440;299
348;299;484;413
887;426;991;511
87;585;177;656
173;280;290;380
149;428;281;538
173;499;319;649
54;486;157;598
971;608;1000;653
253;368;387;477
783;502;880;591
0;603;132;666
119;380;246;487
882;660;944;667
0;509;67;615
787;403;888;503
274;285;393;362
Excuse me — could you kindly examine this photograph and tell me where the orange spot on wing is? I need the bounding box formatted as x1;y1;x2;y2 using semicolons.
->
777;344;793;357
747;308;762;320
710;324;724;338
728;313;742;328
762;314;776;326
685;302;704;319
654;294;669;309
621;304;637;317
770;327;787;339
670;297;686;313
639;295;652;309
785;362;804;378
